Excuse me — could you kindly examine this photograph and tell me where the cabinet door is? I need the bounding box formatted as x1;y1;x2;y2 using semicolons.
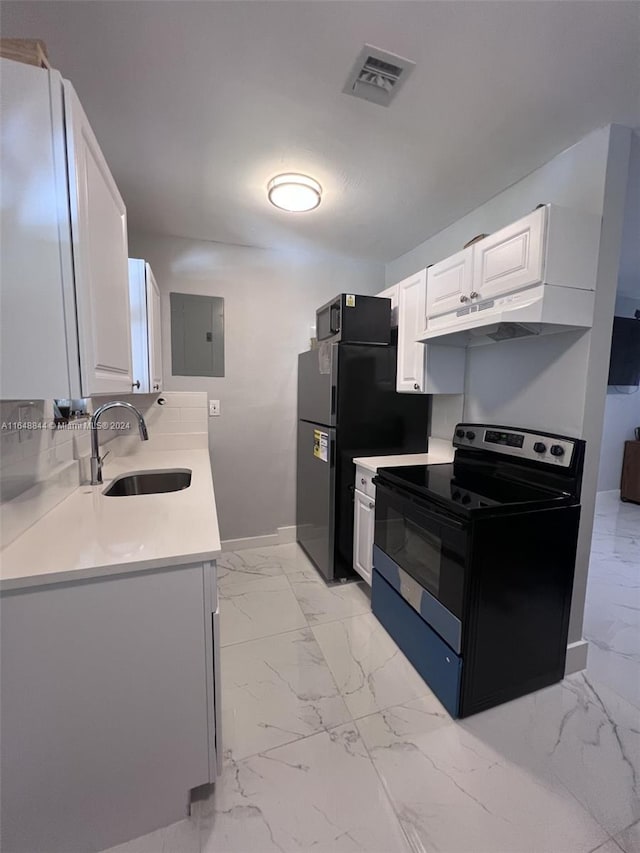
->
376;284;399;328
473;207;546;301
425;247;474;320
146;264;163;392
0;63;79;399
64;81;133;396
128;258;149;393
353;489;375;585
396;270;426;393
0;565;211;853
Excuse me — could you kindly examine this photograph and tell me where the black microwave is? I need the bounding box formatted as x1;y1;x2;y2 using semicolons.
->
316;294;391;345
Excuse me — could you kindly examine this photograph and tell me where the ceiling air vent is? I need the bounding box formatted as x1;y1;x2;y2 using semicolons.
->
343;44;415;107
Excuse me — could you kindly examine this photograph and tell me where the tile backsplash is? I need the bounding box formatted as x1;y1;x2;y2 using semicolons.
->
0;391;208;548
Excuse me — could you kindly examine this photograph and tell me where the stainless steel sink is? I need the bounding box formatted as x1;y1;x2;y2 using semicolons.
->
103;469;192;497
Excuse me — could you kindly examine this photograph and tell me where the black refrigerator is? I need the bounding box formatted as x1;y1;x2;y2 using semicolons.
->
296;342;431;581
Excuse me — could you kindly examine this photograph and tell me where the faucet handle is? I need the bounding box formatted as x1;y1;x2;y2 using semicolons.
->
101;449;111;464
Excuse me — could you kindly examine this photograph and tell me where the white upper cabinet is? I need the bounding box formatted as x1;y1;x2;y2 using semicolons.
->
418;204;601;345
0;59;132;400
393;270;465;394
147;266;163;393
129;259;163;394
396;270;427;393
425;247;474;321
376;283;399;328
472;206;546;301
0;60;76;400
65;82;133;396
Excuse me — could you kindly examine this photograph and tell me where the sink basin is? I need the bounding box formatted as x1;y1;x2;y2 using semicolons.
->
103;469;192;497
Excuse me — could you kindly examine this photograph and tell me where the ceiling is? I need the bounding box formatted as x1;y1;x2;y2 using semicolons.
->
2;1;639;262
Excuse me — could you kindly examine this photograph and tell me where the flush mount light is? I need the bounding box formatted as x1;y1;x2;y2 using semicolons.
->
267;173;322;212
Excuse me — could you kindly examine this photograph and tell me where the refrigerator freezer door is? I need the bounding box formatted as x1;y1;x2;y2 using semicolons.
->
296;420;336;580
297;347;337;427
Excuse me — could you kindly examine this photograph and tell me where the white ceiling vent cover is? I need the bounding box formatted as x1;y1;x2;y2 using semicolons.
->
343;44;415;107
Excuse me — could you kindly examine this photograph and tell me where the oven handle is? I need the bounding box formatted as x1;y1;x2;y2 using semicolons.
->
373;478;467;530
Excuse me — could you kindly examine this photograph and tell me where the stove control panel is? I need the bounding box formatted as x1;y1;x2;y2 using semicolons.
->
453;424;576;468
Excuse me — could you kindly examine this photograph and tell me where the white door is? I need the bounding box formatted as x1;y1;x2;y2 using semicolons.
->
146;264;163;392
473;207;546;301
396;270;426;393
353;489;374;585
376;283;400;328
64;81;133;396
425;247;474;320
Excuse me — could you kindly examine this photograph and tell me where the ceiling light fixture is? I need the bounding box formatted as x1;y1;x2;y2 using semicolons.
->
267;173;322;212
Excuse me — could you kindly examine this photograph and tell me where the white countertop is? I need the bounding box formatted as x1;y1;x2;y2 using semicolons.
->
0;447;221;591
353;438;454;473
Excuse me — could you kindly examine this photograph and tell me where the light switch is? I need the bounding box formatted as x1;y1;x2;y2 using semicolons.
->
209;400;220;417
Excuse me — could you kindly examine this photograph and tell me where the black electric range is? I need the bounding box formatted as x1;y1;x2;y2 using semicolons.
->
371;423;585;719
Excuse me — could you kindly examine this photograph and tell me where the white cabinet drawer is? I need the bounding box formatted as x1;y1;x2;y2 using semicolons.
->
355;466;375;499
473;206;546;301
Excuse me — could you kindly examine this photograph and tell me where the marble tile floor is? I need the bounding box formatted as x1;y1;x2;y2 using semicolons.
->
103;498;639;853
582;492;640;709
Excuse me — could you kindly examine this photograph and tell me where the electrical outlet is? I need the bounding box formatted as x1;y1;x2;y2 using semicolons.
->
209;400;220;417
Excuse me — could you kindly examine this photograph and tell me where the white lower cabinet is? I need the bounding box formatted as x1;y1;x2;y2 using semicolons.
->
353;483;375;586
0;561;220;853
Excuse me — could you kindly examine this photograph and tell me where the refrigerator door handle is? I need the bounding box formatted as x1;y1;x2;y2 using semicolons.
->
330;385;336;417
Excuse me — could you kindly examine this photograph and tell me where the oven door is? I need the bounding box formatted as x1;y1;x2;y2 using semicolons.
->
373;481;468;651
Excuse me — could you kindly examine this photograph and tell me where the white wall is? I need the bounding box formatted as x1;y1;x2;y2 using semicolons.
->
597;132;640;492
616;132;640;300
128;233;384;542
386;125;632;646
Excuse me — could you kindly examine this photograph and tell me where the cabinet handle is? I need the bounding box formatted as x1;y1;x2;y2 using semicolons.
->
459;295;469;303
470;291;480;299
414;382;420;390
132;380;140;390
369;502;375;510
153;384;160;391
361;478;366;485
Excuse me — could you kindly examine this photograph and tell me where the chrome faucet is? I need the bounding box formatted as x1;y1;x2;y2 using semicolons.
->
90;401;149;485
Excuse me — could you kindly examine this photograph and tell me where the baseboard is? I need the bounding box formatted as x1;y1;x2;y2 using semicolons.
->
221;525;297;552
565;639;589;676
